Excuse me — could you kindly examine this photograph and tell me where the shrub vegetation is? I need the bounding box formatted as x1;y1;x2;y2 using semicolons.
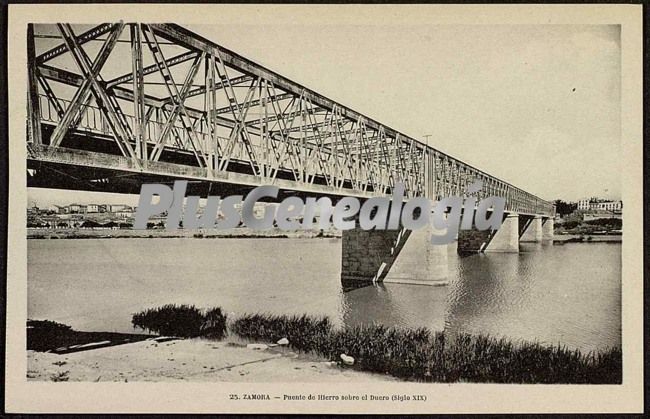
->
230;313;621;384
132;304;227;338
131;307;621;384
200;307;229;339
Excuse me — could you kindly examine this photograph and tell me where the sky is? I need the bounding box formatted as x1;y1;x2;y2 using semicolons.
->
28;23;621;207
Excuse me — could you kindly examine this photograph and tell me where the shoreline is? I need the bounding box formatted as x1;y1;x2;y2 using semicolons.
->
27;227;341;240
28;312;622;384
553;234;622;243
27;229;622;243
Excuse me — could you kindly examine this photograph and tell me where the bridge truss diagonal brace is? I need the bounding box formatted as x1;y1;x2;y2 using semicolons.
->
58;23;140;164
141;24;208;167
49;23;143;168
36;23;115;65
47;23;121;148
210;51;261;177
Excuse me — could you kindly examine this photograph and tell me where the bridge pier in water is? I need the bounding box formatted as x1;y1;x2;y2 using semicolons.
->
520;215;554;243
382;222;450;286
341;213;554;287
542;217;554;241
520;215;543;242
454;213;554;253
340;226;410;287
341;217;451;288
457;213;520;254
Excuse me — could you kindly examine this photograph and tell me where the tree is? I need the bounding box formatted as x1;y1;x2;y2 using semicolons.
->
562;220;581;230
553;200;577;216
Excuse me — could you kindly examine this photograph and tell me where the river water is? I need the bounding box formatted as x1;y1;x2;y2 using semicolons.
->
27;238;621;353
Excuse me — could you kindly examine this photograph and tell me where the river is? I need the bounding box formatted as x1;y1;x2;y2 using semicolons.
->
28;238;621;353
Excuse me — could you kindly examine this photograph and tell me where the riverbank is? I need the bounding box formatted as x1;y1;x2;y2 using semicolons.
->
228;312;621;384
553;234;622;243
27;227;341;240
27;319;152;353
28;309;622;384
27;336;398;382
30;228;620;243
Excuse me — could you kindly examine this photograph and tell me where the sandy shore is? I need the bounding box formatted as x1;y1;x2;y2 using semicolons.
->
27;337;398;383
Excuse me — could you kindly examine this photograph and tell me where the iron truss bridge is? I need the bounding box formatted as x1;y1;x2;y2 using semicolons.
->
26;22;554;216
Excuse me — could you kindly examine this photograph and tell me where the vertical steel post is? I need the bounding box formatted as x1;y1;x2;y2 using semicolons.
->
130;23;146;163
258;79;266;179
209;55;219;172
27;24;43;145
300;95;305;184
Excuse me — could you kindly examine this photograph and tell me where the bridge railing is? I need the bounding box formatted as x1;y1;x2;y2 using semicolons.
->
37;93;397;194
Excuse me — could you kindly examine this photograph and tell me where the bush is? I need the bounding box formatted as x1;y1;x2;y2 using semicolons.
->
584;218;622;228
200;307;228;339
562;220;581;230
27;319;76;351
132;304;228;338
230;313;332;352
132;304;206;337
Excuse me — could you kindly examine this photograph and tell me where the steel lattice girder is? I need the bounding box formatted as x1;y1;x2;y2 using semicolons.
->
26;22;554;215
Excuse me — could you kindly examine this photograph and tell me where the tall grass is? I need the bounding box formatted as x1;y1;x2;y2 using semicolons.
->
131;306;621;384
229;313;333;353
230;313;621;384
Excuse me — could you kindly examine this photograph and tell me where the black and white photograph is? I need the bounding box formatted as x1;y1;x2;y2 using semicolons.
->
4;3;644;415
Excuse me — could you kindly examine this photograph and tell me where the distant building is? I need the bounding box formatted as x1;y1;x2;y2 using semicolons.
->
43;204;61;214
116;208;134;219
67;203;86;214
106;204;128;213
577;198;622;212
86;204;100;213
594;201;622;212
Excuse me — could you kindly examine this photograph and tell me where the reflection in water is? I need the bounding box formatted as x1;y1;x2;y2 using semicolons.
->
341;283;448;332
28;238;620;353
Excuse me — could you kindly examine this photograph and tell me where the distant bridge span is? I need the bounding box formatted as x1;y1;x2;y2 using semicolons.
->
26;23;554;284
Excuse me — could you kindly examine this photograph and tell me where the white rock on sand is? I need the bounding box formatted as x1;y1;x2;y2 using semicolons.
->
340;354;355;365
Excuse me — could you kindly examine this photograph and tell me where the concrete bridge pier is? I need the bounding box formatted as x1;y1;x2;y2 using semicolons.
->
340;215;451;288
542;217;554;241
484;213;520;252
457;213;519;254
383;221;450;285
340;225;410;288
520;215;543;242
340;209;551;287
